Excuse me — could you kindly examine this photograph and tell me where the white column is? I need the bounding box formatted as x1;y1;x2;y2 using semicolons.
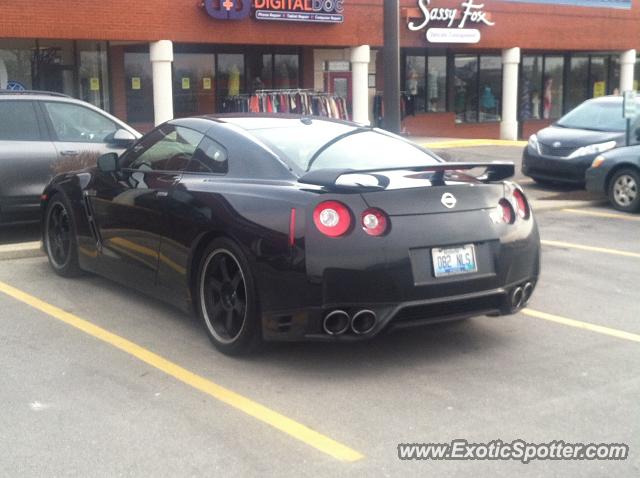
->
149;40;174;126
350;45;370;125
620;49;636;93
500;47;520;141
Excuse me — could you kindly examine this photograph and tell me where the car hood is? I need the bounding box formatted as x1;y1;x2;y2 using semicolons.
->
599;143;640;161
537;125;624;148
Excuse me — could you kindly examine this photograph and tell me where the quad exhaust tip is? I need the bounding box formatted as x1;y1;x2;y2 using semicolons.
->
511;282;534;310
522;282;534;305
511;286;524;310
323;310;350;336
351;309;377;335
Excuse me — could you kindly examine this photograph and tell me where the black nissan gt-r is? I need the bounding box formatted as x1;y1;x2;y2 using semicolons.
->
42;115;541;354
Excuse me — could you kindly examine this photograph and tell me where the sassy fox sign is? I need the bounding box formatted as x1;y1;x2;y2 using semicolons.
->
408;0;495;43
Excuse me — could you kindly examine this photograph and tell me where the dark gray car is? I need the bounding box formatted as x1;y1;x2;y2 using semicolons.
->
522;96;635;186
0;91;140;223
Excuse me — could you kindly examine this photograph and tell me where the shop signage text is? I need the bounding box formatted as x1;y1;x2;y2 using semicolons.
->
408;0;495;44
255;0;344;23
204;0;344;23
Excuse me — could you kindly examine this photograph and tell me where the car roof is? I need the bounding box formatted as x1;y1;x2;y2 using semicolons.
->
199;113;363;131
0;89;141;137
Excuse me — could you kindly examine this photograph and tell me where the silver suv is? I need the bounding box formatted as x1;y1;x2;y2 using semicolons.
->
0;91;140;223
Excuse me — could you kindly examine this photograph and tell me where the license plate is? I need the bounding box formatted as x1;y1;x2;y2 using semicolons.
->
432;244;478;278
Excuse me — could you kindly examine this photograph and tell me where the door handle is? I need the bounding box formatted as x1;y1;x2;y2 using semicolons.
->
60;150;79;157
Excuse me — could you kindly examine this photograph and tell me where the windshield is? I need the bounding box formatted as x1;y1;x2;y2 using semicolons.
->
555;100;629;132
249;123;440;172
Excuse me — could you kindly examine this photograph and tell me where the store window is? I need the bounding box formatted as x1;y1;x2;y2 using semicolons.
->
453;56;477;122
173;53;216;118
609;56;620;94
1;39;111;111
427;56;447;113
256;53;299;92
520;55;543;120
566;55;589;111
479;56;502;122
541;56;564;120
77;41;110;111
590;56;607;98
124;52;154;124
217;54;244;99
453;55;502;123
403;53;447;114
0;39;36;90
405;56;426;112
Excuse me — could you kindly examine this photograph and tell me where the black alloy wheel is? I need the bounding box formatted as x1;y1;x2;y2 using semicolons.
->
44;194;81;277
609;168;640;213
198;238;260;355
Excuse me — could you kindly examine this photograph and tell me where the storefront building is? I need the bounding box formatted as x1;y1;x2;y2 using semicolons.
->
1;0;640;139
398;0;640;139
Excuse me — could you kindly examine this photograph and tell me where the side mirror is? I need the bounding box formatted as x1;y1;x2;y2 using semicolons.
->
112;129;137;146
97;152;119;173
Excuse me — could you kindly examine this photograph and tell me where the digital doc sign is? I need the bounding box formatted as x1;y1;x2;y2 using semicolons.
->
204;0;344;23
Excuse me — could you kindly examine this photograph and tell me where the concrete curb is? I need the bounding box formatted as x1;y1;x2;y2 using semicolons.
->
0;241;44;261
424;139;528;149
530;199;608;212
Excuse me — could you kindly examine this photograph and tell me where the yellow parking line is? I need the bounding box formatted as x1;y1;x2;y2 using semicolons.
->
424;139;528;149
562;208;640;222
541;239;640;259
523;308;640;344
0;280;364;463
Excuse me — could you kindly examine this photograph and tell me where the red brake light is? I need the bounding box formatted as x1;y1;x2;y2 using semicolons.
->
512;189;530;219
313;201;352;237
361;208;389;236
499;199;515;224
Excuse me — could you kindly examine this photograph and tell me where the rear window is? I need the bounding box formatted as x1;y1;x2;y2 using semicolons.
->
249;123;440;172
0;100;41;141
555;100;631;132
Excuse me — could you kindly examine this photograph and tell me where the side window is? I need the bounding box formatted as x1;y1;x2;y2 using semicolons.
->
186;137;229;174
43;101;118;143
126;125;204;172
0;101;41;141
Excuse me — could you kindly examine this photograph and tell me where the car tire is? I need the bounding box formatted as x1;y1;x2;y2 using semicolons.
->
44;193;82;277
197;238;261;355
608;168;640;213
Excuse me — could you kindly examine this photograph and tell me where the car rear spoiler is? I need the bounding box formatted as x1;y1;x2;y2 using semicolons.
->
298;162;515;190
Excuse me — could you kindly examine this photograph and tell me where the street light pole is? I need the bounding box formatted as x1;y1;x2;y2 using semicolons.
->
383;0;401;134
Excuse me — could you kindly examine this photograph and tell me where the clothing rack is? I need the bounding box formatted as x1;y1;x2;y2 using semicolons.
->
220;88;349;120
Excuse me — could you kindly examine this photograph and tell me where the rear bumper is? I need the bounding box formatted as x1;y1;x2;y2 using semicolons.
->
260;218;541;342
522;149;594;184
262;279;538;342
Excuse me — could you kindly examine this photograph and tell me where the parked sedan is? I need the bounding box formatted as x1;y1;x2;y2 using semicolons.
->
586;145;640;212
0;90;140;223
522;96;635;186
42;115;540;355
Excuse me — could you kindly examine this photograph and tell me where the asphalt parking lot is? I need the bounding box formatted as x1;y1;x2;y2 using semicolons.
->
1;145;638;477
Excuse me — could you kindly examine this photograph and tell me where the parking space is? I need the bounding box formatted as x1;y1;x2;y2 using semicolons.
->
0;203;638;476
1;141;637;476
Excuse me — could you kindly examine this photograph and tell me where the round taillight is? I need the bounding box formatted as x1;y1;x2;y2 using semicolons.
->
313;201;352;237
361;208;389;236
512;189;530;219
499;199;515;224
